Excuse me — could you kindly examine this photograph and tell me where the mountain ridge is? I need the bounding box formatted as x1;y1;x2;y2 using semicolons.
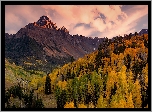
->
5;16;104;72
5;15;148;72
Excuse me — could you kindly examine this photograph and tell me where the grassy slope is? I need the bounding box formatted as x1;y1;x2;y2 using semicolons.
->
5;59;58;108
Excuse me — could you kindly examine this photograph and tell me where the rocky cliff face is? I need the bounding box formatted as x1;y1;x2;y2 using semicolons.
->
5;16;104;72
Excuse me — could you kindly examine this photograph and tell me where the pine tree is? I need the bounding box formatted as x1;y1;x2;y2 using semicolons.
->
124;54;131;70
45;74;51;95
70;56;75;63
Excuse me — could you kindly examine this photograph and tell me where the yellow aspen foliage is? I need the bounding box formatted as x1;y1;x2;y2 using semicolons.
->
132;79;142;108
110;92;127;108
49;72;57;85
132;49;137;59
88;101;95;108
117;65;128;94
140;43;145;48
42;76;46;83
125;40;130;47
57;80;67;90
110;94;119;108
124;48;130;56
38;86;44;93
119;53;124;60
110;101;118;108
126;93;134;108
64;102;75;108
78;103;87;108
104;58;110;67
107;66;112;73
124;48;136;59
117;61;122;71
143;34;148;40
97;95;107;108
118;99;126;108
145;47;148;54
142;64;148;87
120;65;126;77
30;77;39;89
106;70;117;100
88;81;94;95
127;70;134;93
109;43;114;52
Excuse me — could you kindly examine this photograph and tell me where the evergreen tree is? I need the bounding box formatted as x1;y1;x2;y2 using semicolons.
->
55;86;67;108
70;56;75;63
94;49;104;72
124;54;131;70
45;74;51;95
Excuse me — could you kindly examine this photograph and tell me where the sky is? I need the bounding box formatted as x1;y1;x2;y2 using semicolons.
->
5;5;148;38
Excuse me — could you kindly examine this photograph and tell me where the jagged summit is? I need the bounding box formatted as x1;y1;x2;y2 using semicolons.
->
33;15;57;29
5;15;104;72
40;15;50;20
26;15;69;33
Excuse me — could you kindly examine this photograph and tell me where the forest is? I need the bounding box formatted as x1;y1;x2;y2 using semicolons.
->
5;33;148;108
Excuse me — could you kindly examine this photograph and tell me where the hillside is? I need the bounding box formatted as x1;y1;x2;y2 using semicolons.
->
47;34;148;108
5;59;58;108
5;16;104;73
5;33;148;108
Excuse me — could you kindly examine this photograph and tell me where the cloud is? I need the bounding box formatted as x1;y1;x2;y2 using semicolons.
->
90;18;106;32
5;5;148;38
40;5;126;37
70;24;95;37
5;5;46;34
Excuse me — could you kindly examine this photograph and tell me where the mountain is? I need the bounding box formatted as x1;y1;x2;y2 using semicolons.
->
5;16;104;72
5;19;149;108
5;33;149;108
138;29;148;36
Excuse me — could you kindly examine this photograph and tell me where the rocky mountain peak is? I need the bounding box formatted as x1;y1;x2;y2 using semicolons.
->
34;15;57;29
34;16;69;33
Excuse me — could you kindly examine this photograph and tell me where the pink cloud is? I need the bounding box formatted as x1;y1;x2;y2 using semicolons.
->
5;5;47;33
90;5;148;38
41;5;130;38
70;25;95;37
5;5;148;38
90;18;106;32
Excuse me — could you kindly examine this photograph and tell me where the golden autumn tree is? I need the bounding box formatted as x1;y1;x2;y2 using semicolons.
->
64;102;75;108
109;65;129;108
126;93;134;108
142;64;148;88
78;103;87;108
132;79;142;108
96;95;107;108
105;70;117;101
110;88;127;108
